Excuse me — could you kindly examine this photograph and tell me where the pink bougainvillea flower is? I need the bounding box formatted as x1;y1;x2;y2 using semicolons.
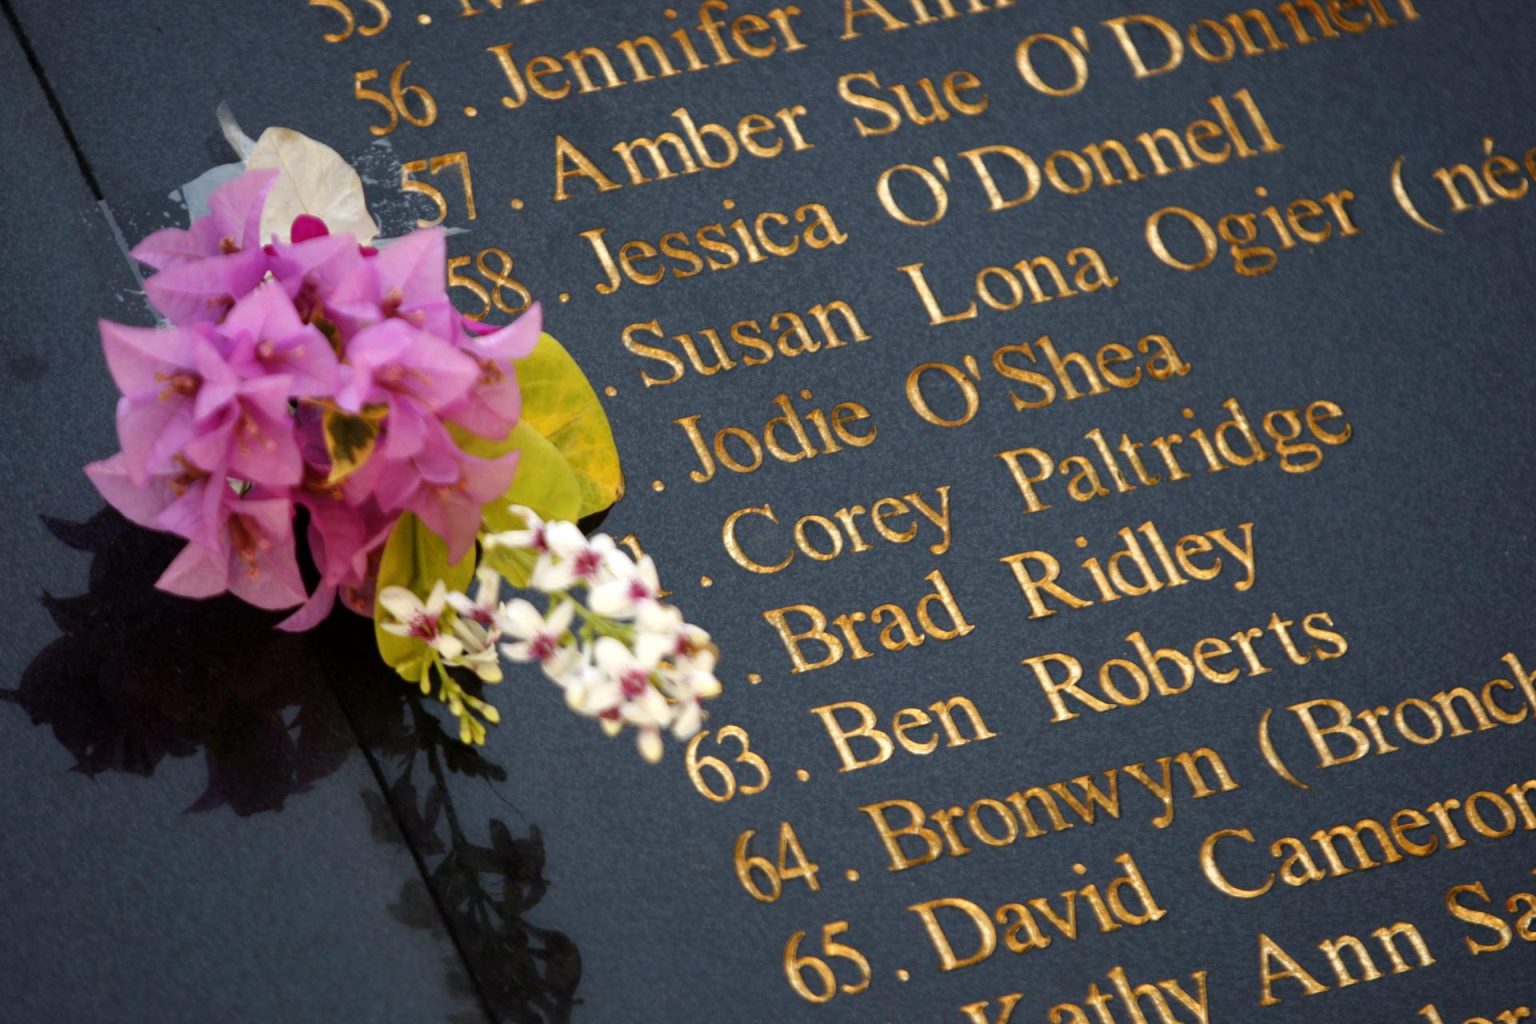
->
134;170;279;325
180;372;304;490
202;170;277;247
330;228;456;338
84;453;178;531
85;157;555;649
336;318;478;411
467;302;541;362
371;229;457;334
84;451;226;551
156;493;307;611
373;444;519;562
218;279;340;397
151;459;230;551
143;247;269;326
100;320;221;486
288;214;330;244
336;318;478;462
267;229;369;331
130;169;278;271
277;582;338;633
298;493;369;584
445;303;540;439
277;484;397;632
98;319;199;396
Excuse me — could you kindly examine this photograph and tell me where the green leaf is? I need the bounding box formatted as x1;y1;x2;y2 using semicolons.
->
454;421;581;587
373;513;475;684
452;421;582;528
515;332;624;518
324;406;386;485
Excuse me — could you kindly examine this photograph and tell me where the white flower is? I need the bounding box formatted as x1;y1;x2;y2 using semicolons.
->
666;658;721;707
482;505;549;553
532;525;628;592
590;556;679;630
498;597;578;679
657;651;716;743
641;623;722;697
679;653;722;700
634;725;665;764
593;637;667;715
447;568;503;652
379;582;463;660
483;507;563;590
453;518;727;761
669;697;705;742
446;644;503;685
592;636;674;762
561;660;619;716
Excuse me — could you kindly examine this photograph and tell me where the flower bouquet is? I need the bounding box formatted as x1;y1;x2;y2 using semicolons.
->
84;125;718;759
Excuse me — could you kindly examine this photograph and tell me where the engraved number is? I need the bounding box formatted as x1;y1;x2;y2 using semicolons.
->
449;247;532;321
402;151;476;228
355;62;437;137
447;256;491;319
685;726;769;803
354;70;397;136
310;0;390;43
783;922;871;1004
733;823;821;904
477;247;531;315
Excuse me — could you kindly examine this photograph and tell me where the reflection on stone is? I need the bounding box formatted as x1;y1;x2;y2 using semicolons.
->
5;509;345;812
2;508;580;1023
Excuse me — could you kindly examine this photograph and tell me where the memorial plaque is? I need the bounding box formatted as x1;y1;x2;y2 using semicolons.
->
2;2;1535;1021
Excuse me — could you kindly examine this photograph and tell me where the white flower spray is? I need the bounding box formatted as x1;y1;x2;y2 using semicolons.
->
379;505;721;760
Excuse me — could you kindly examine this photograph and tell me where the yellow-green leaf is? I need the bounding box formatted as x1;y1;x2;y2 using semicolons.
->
323;406;386;485
476;423;583;530
454;421;581;587
515;333;623;518
373;513;474;684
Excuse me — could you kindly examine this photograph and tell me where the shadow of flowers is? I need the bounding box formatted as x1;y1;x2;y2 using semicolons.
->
1;507;580;1023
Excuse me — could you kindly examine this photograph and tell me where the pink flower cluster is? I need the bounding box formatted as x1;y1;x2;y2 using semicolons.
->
86;168;539;630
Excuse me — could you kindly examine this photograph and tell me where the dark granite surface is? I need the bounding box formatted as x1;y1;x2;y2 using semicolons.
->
2;1;1535;1021
0;17;499;1024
